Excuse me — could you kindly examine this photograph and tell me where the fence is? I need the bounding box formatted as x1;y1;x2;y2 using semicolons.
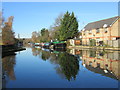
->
105;39;120;48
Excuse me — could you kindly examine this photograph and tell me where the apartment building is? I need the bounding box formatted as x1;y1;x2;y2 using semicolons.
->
81;16;120;47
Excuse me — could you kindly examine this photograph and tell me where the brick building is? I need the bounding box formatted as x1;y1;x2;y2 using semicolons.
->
81;16;120;47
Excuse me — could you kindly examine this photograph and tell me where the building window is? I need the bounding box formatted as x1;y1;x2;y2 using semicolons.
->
83;32;85;35
79;36;82;39
89;30;92;34
116;37;120;40
96;28;100;33
104;28;108;33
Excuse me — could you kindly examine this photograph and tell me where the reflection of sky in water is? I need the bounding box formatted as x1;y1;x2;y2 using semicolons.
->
2;48;119;88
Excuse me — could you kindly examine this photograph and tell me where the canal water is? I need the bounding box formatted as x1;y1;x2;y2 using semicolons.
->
2;47;120;88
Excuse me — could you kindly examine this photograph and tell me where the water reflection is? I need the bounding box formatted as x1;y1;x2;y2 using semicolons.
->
32;47;41;56
55;53;79;81
31;47;120;80
2;53;16;80
69;49;120;80
32;47;79;81
2;47;119;88
2;53;16;88
41;50;51;61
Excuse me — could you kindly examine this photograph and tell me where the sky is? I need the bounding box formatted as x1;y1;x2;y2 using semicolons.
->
2;2;118;38
2;0;120;2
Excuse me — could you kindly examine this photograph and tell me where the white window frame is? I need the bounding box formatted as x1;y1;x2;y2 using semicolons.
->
104;28;108;33
96;28;100;33
89;30;92;34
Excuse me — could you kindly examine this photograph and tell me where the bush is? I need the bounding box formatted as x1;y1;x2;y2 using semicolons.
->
66;40;71;46
89;39;96;46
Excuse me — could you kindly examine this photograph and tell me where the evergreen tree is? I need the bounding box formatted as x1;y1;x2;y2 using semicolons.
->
59;11;78;41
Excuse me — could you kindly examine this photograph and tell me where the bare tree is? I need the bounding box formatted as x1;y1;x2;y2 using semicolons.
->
49;13;64;41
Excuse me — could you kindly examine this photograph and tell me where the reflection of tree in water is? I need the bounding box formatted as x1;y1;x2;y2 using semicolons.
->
32;48;51;61
49;53;59;64
45;51;80;81
41;50;50;61
33;48;79;81
32;48;41;56
55;52;79;81
2;55;16;80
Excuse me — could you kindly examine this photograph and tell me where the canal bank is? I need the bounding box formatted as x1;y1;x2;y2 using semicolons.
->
2;45;26;53
2;45;26;58
2;47;26;53
68;46;120;51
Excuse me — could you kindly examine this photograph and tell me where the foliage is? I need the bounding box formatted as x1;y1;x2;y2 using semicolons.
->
2;16;15;45
31;11;79;43
40;28;50;42
31;31;40;43
89;39;96;46
59;11;78;41
49;13;63;41
66;40;71;46
31;28;50;43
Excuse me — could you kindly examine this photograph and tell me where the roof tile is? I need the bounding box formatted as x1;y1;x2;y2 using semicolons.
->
84;16;119;31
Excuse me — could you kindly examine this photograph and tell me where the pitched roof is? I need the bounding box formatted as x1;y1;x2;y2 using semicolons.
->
86;65;118;80
84;16;119;31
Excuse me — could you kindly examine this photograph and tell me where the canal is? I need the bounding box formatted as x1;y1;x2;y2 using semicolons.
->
2;47;120;88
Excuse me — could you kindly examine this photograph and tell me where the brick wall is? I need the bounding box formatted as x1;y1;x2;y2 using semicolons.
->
81;18;120;47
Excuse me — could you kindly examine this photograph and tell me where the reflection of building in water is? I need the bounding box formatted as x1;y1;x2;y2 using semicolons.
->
82;50;120;80
69;49;82;55
2;55;16;80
